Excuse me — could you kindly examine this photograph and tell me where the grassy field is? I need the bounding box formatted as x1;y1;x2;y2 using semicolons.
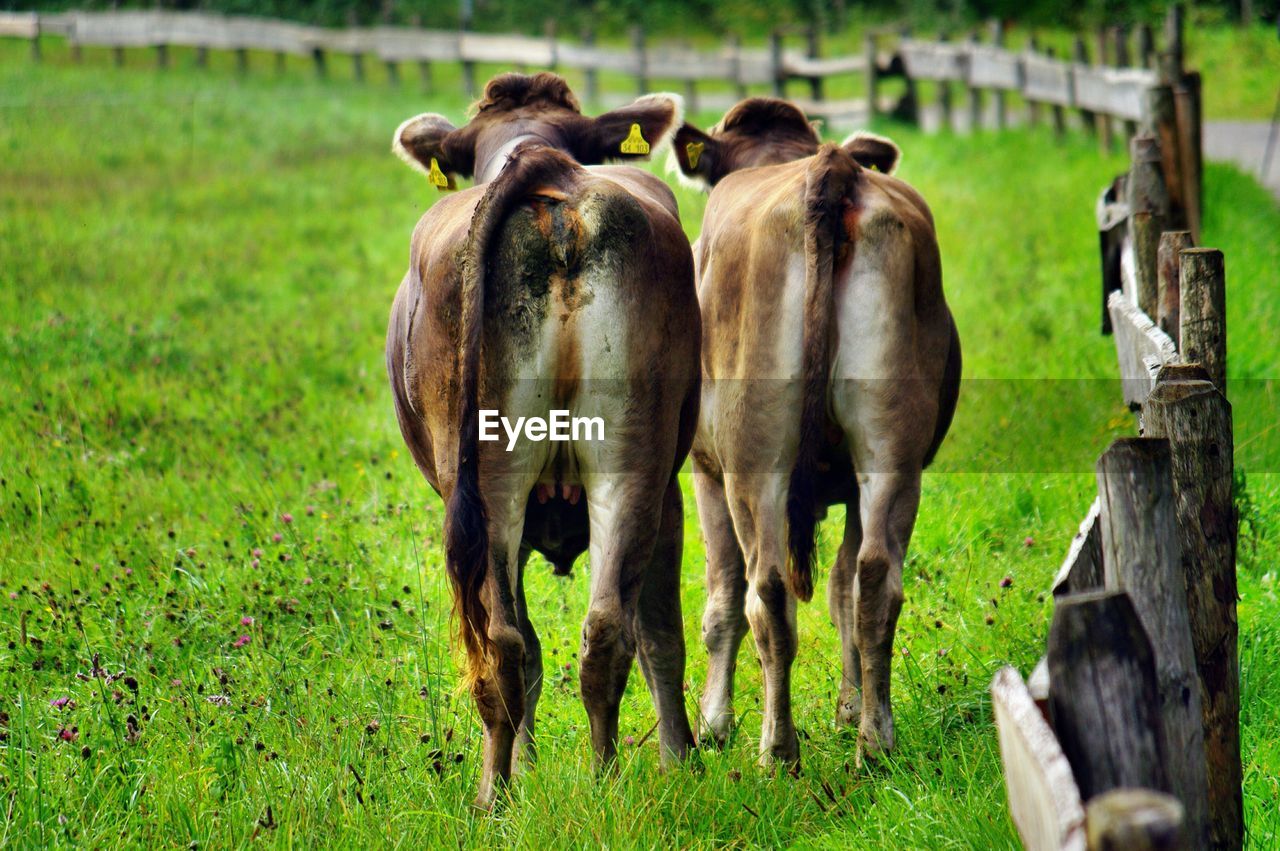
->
1;40;1278;848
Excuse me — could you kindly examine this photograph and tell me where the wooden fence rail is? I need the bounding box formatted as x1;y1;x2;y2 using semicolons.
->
1;8;1188;135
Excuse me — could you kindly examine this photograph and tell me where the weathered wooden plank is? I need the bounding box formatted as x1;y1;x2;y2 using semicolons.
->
1097;438;1211;849
1141;369;1241;851
221;17;316;54
69;11;164;47
1048;590;1168;798
645;45;734;80
1178;248;1226;395
1108;291;1178;408
372;28;460;63
0;11;39;39
1023;53;1074;106
460;31;553;66
967;44;1021;89
1073;65;1156;121
1085;789;1184;851
1052;499;1102;598
899;39;965;81
782;53;865;77
991;666;1086;851
555;41;639;75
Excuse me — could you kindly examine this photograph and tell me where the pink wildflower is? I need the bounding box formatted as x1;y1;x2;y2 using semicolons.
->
233;634;251;649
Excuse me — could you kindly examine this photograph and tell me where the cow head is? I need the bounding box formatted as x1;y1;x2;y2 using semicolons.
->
393;72;683;186
668;97;901;190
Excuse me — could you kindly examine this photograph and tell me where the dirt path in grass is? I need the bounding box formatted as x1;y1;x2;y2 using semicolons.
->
1204;120;1280;200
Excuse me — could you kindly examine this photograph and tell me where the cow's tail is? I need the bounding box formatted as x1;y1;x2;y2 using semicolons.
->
448;145;582;689
785;143;859;603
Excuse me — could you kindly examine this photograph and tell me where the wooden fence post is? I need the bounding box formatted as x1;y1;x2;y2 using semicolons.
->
1026;34;1041;128
1095;29;1114;152
963;32;979;132
989;19;1006;129
1097;438;1211;849
1073;36;1097;136
276;51;287;75
1137;24;1155;69
864;30;878;120
1047;47;1067;137
731;33;747;101
1113;25;1137;139
114;45;125;68
1156;231;1192;340
30;17;40;62
195;45;207;68
899;26;919;125
1178;248;1227;394
938;31;953;131
312;46;326;79
1145;84;1186;229
632;25;647;97
806;23;822;102
1085;789;1184;851
1048;590;1168;798
583;28;598;106
1142;368;1241;851
1127;135;1169;317
770;29;784;97
236;47;249;74
156;43;168;70
1162;4;1184;84
1174;71;1203;242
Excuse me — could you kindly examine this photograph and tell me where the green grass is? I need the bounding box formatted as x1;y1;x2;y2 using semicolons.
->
1;39;1278;848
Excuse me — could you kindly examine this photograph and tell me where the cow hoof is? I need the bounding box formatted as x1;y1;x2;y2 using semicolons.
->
698;708;735;749
758;734;800;767
855;717;896;768
835;689;860;728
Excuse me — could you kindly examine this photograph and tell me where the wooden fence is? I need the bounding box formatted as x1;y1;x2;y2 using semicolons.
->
0;6;1193;143
991;42;1240;848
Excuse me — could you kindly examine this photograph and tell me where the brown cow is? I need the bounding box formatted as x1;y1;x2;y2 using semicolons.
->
669;99;960;765
387;73;700;807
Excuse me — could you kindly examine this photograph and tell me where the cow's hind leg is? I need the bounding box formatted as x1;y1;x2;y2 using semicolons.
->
633;476;696;764
472;493;530;809
512;544;543;776
693;467;748;747
731;479;799;765
578;476;661;768
853;468;920;765
827;506;863;729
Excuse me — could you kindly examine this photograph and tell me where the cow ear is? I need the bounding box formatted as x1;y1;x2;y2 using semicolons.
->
577;93;684;164
393;113;475;189
841;131;901;175
666;123;719;191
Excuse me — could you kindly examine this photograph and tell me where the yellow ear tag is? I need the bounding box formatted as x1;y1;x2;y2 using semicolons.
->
427;157;450;190
620;123;650;155
685;141;705;169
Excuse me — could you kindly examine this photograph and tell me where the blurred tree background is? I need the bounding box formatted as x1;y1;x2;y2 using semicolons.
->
1;0;1276;37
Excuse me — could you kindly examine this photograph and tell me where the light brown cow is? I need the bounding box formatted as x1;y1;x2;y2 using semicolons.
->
387;73;700;807
669;99;960;765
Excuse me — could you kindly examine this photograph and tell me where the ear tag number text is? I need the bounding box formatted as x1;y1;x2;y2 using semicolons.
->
620;123;650;155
